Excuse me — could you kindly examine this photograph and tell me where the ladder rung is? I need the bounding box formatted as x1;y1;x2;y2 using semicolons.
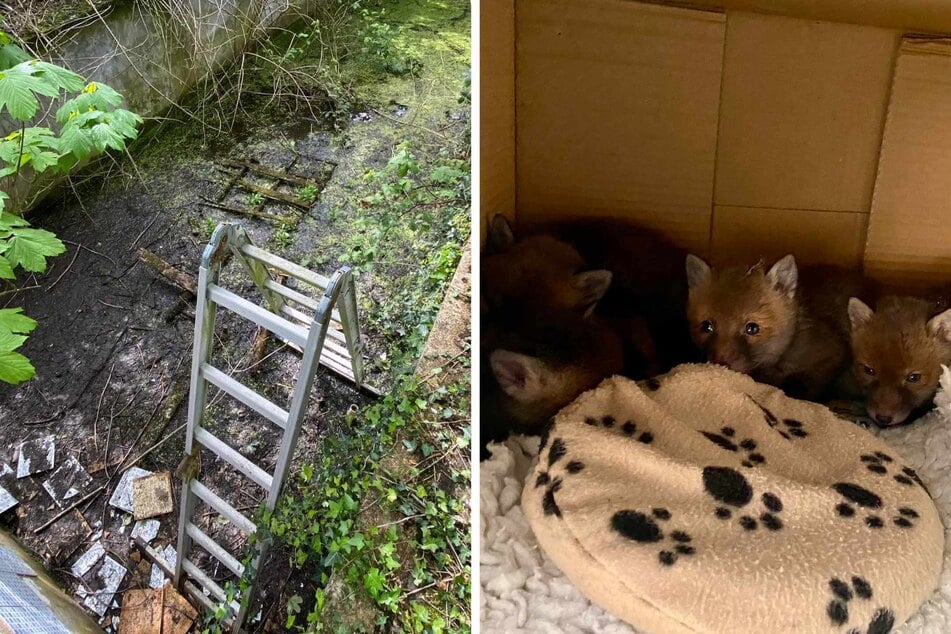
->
186;522;245;577
182;559;235;607
265;277;343;322
182;580;236;623
241;244;330;289
191;480;257;535
201;363;289;429
194;428;273;490
264;278;317;310
281;304;313;327
207;284;308;347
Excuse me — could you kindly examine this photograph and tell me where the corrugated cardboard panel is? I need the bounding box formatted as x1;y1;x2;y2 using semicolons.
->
715;13;897;213
678;1;951;34
479;0;516;242
864;38;951;283
711;206;868;267
515;0;724;254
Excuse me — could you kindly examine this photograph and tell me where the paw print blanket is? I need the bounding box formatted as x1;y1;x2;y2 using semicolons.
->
522;364;944;634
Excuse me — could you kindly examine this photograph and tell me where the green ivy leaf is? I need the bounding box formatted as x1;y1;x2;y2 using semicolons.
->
0;63;60;120
28;61;84;93
0;43;29;71
0;227;66;272
0;330;33;384
54;82;123;123
0;349;33;383
87;121;126;152
0;255;13;279
0;307;36;335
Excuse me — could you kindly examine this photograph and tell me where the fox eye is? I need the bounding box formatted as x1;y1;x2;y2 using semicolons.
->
700;320;714;334
906;372;922;383
862;364;876;376
744;322;760;336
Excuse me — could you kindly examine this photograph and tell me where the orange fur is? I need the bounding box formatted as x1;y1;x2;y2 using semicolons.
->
687;256;862;400
849;296;951;426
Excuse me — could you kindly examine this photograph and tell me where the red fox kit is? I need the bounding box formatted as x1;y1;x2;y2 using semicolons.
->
483;214;693;375
847;296;951;427
481;309;624;458
686;254;863;400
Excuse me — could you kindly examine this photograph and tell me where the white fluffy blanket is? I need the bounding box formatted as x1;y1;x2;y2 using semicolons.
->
480;367;951;633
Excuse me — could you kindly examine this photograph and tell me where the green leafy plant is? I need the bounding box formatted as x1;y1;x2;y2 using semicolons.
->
297;183;318;204
247;191;264;206
0;29;142;383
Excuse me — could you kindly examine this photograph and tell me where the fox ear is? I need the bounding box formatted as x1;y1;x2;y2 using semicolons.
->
572;270;612;309
927;309;951;342
767;255;798;298
685;254;711;289
490;349;551;403
848;298;874;330
487;214;516;253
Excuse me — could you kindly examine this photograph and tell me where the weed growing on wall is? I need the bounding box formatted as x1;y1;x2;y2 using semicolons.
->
0;25;141;383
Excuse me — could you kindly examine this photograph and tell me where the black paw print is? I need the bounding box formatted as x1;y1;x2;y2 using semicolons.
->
588;414;654;444
831;482;919;530
826;575;875;626
534;437;569;517
860;453;931;496
749;397;808;440
703;466;785;532
610;507;696;567
824;575;895;634
700;426;765;468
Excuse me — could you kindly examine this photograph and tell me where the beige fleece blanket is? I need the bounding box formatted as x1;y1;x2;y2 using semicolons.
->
522;364;944;634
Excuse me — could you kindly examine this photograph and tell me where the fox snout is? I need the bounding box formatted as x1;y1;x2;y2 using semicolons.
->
867;391;912;428
706;345;751;374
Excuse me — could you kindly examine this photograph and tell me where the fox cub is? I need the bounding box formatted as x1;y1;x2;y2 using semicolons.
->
847;296;951;427
686;254;865;400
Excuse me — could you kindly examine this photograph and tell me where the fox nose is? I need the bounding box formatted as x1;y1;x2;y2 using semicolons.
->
875;414;893;426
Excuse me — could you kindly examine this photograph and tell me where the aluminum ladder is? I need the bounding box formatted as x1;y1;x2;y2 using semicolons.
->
147;223;369;631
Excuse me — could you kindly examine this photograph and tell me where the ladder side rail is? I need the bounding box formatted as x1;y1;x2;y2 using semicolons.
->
175;249;224;586
232;270;347;630
336;268;365;386
227;225;287;315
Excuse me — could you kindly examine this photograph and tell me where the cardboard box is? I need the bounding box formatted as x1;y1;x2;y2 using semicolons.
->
480;0;951;281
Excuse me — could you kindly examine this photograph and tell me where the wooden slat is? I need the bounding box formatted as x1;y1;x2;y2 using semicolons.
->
194;428;273;490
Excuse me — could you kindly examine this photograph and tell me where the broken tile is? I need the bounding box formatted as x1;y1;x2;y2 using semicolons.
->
82;555;127;616
16;435;55;478
0;485;17;514
118;588;162;634
131;472;173;520
0;462;13;477
44;510;92;566
149;545;175;589
162;584;198;634
42;455;93;508
108;467;152;513
71;541;106;577
130;519;160;544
